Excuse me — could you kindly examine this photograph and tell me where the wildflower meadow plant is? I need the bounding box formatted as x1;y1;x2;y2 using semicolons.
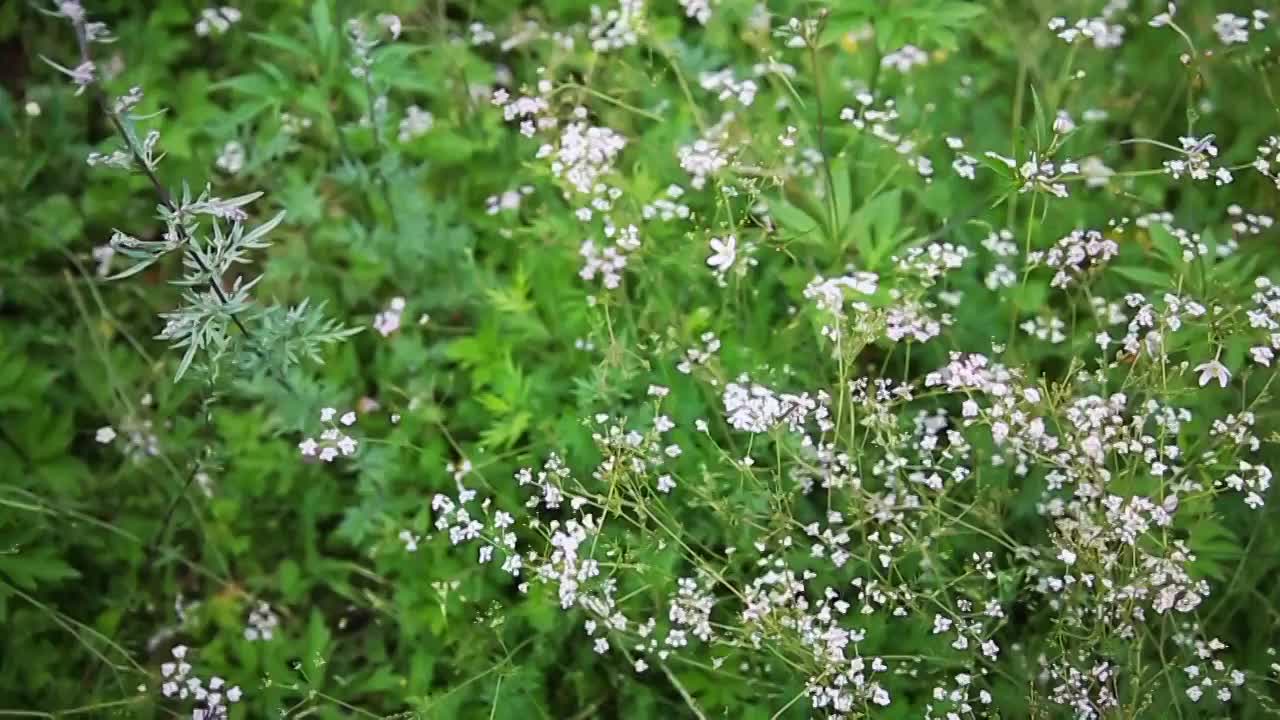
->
42;1;358;383
2;1;1280;719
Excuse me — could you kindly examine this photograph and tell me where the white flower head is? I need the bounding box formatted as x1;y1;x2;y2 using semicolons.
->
1195;359;1231;388
707;235;737;274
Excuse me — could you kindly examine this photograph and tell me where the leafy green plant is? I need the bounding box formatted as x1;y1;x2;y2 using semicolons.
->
2;1;1280;718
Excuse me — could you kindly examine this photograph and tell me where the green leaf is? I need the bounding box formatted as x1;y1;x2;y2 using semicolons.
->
769;197;821;242
831;156;853;233
817;5;877;47
1146;223;1184;266
212;72;284;99
0;551;80;591
27;195;83;251
250;31;313;60
310;0;335;60
1111;265;1169;289
849;189;903;270
306;608;332;687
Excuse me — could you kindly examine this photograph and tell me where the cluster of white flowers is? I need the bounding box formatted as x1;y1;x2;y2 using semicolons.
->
894;242;971;286
214;140;244;174
1163;135;1233;185
1079;155;1115;187
1247;277;1280;367
1014;151;1077;198
1021;314;1067;344
802;272;879;341
494;87;552;138
928;669;996;718
346;14;401;79
1253;135;1280;189
94;414;162;459
243;601;279;641
1046;656;1120;719
722;375;820;434
1128;213;1224;261
802;272;878;316
1048;15;1125;49
640;184;691;221
946;136;978;180
676;332;720;375
317;4;1280;717
910;350;1269;717
779;145;827;179
678;0;715;25
280;112;313;135
884;299;945;343
1212;11;1269;45
540;115;628;195
743;563;894;712
397;105;433;142
579;222;641;290
839;93;936;180
880;44;928;73
588;0;644;52
469;22;496;46
486;186;533;215
1093;291;1207;360
1220;460;1272;510
298;407;358;462
678;123;732;190
976;228;1017;291
159;645;242;719
422;268;1278;714
195;7;241;37
373;296;406;336
1180;634;1247;703
1028;229;1119;288
1227;204;1274;236
431;481;523;577
698;69;758;107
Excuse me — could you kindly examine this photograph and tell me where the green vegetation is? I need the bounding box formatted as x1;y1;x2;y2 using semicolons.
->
2;1;1280;717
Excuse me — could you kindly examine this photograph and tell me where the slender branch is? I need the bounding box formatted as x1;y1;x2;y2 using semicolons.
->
143;462;202;566
807;14;839;240
659;663;709;720
71;18;256;343
73;20;301;393
360;65;400;228
66;13;296;547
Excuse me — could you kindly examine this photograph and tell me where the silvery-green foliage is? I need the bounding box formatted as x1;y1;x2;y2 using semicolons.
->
48;1;356;381
246;300;363;375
